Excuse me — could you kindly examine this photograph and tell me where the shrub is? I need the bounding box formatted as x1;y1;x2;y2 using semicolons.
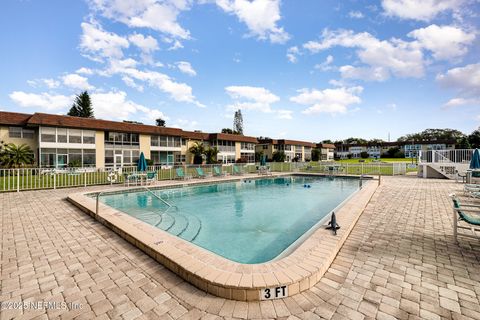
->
272;151;286;162
360;151;369;159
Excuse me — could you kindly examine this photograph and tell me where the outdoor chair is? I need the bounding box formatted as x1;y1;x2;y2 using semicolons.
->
145;171;157;185
123;172;139;186
195;167;208;179
213;166;227;177
233;165;244;176
175;167;192;180
450;194;480;241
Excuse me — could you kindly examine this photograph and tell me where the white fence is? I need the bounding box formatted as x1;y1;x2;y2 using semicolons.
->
0;162;407;193
419;149;473;164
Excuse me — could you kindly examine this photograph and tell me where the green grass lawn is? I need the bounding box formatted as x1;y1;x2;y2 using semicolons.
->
335;158;417;163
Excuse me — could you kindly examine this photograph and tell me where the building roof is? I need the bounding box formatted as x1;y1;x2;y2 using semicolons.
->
258;138;316;147
318;143;336;149
0;111;32;126
183;130;211;141
25;113;185;136
334;140;457;148
209;133;258;144
0;111;259;143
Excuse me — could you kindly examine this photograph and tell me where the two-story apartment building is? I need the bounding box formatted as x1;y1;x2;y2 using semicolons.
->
0;111;258;168
256;139;316;162
334;140;457;159
317;143;335;161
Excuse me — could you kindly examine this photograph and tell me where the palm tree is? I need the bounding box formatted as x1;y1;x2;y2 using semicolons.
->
204;147;219;164
68;91;94;118
1;143;34;168
188;142;205;164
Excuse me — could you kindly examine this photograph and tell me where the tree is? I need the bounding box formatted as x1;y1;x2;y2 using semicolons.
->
272;151;286;162
221;128;240;134
155;118;166;127
233;109;243;135
204;147;219;164
321;140;333;144
397;128;465;142
0;143;34;168
360;151;369;159
457;136;471;149
469;128;480;148
188;142;205;164
311;148;321;161
67;91;94;118
255;151;264;162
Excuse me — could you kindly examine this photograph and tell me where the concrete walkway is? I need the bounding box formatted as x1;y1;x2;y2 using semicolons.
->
1;177;480;319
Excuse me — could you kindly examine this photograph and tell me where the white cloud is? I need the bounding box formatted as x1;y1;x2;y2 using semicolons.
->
91;90;167;123
128;33;159;53
443;97;480;108
76;67;95;75
381;0;465;21
286;46;300;63
27;78;60;89
348;11;364;19
122;76;144;91
339;65;390;81
106;59;204;107
88;0;191;39
314;55;334;71
80;22;129;61
290;86;363;115
171;118;198;130
437;63;480;96
215;0;289;44
408;24;475;60
277;109;293;119
62;74;94;90
9;92;73;110
437;63;480;107
225;85;280;112
303;29;425;81
176;61;197;76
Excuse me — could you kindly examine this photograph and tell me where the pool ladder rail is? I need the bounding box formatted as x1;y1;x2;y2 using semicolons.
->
142;186;202;242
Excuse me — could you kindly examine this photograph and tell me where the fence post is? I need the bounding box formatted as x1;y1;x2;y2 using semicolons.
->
17;169;20;192
53;173;56;189
84;172;87;187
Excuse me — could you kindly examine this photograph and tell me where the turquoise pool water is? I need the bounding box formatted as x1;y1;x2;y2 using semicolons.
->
99;176;359;264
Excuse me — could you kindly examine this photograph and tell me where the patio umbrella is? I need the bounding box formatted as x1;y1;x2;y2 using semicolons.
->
138;152;147;172
470;149;480;169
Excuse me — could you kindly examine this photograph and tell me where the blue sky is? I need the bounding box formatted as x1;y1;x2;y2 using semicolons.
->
0;0;479;141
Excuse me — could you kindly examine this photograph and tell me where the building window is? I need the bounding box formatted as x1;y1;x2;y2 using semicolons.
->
41;127;56;142
83;131;95;144
241;142;255;150
83;150;95;166
240;152;255;163
68;129;82;144
262;145;268;150
57;128;68;143
8;127;22;138
105;132;139;146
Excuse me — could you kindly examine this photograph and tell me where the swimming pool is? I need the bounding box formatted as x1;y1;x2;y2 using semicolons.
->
99;176;360;264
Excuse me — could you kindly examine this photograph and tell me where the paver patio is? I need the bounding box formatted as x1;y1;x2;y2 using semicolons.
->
1;176;480;320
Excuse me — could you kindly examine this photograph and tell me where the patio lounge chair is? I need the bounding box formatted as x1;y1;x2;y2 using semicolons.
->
213;166;227;177
233;165;244;176
450;194;480;241
145;171;157;185
123;172;139;186
175;167;192;180
195;167;208;179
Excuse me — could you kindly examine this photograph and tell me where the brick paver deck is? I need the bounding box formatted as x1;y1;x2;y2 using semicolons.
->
1;177;480;320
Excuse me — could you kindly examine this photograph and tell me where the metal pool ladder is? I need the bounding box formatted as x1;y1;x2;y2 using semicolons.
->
142;186;177;210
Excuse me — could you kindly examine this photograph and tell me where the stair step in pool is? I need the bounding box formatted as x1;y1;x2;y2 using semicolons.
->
168;214;189;236
179;215;202;242
156;213;175;231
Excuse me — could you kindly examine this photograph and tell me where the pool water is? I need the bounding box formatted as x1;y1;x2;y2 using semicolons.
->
100;176;359;263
